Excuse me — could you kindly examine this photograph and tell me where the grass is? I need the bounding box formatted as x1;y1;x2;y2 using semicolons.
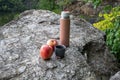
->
0;12;20;26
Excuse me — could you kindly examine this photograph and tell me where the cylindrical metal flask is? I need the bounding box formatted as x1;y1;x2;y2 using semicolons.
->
60;11;70;47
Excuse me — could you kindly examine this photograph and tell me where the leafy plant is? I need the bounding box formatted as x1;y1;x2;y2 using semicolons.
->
103;5;112;13
106;16;120;61
93;6;120;62
93;7;120;30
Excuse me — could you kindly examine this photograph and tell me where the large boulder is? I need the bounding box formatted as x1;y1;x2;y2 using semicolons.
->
0;10;118;80
110;71;120;80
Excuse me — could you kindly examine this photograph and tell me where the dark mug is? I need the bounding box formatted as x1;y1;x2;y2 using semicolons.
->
55;45;66;59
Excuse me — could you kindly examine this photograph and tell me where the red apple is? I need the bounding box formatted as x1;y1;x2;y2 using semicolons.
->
40;45;53;60
47;39;58;50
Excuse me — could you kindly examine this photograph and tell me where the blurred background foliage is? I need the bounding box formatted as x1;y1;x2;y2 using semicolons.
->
0;0;38;26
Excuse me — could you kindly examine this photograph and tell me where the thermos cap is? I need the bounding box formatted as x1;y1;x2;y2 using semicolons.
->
61;11;70;19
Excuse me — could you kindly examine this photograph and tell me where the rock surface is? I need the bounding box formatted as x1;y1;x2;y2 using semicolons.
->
110;71;120;80
0;10;118;80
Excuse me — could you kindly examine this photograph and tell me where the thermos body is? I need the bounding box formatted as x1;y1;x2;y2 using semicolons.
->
60;11;70;47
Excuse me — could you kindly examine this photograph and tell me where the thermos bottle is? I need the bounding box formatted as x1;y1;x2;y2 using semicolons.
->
60;11;70;47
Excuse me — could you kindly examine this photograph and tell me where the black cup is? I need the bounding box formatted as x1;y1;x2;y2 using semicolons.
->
55;45;66;59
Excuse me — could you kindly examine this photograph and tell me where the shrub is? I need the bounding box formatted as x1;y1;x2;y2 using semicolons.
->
93;6;120;62
106;16;120;61
93;7;120;30
36;0;57;10
0;0;26;12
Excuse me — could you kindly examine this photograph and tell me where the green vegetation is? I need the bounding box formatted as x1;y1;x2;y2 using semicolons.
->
86;1;120;62
84;0;102;8
0;0;38;26
36;0;74;13
36;0;56;11
0;12;19;26
0;0;39;12
93;6;120;62
36;0;61;14
0;0;75;26
0;0;26;12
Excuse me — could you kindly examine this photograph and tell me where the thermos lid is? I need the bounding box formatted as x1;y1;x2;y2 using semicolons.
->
61;11;70;19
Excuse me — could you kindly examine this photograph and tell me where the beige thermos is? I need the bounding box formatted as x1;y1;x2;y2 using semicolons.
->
60;11;70;47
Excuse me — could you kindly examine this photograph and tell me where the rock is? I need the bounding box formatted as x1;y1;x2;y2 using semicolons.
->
0;10;119;80
82;40;118;80
65;1;84;15
80;2;96;16
110;71;120;80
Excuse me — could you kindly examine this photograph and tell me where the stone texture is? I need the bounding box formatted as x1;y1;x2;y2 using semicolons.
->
0;10;118;80
82;40;119;80
80;2;96;16
110;71;120;80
